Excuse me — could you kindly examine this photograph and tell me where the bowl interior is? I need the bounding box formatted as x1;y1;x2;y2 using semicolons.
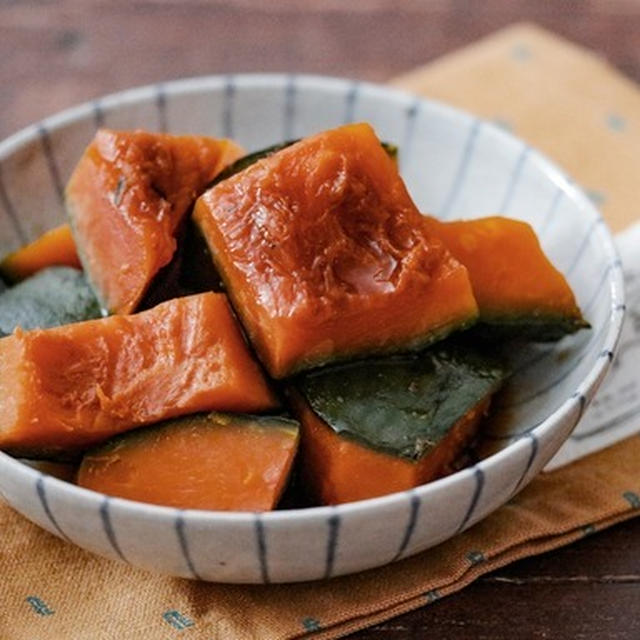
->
0;74;624;583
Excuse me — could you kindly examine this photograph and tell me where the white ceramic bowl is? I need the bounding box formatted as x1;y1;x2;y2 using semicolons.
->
0;74;624;583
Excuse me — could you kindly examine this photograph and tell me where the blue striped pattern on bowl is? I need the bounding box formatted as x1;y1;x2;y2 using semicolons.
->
0;75;624;583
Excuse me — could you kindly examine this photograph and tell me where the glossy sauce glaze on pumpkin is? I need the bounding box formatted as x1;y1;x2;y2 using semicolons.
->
77;413;299;511
0;292;278;458
194;123;478;378
423;216;589;339
66;129;244;314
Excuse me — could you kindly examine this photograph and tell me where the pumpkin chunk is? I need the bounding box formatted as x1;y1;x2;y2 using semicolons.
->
423;216;589;339
0;292;277;458
0;224;80;284
290;345;506;505
0;266;101;336
66;129;244;314
194;123;478;378
77;413;299;511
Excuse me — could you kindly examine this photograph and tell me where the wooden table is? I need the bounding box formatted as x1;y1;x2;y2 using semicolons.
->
2;2;639;638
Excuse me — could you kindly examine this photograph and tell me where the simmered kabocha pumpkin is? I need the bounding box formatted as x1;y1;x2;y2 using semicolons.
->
207;140;297;188
422;216;589;340
290;345;506;505
66;129;244;314
177;139;398;297
0;266;101;336
194;123;478;378
0;292;277;458
77;413;299;511
206;139;399;189
0;224;80;284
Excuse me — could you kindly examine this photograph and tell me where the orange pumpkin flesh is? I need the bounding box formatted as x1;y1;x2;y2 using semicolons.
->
77;413;299;511
0;224;81;284
66;129;244;314
0;292;277;457
194;123;478;378
422;216;588;335
291;389;489;505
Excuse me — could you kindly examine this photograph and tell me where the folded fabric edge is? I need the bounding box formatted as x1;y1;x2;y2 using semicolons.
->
299;509;637;640
390;21;639;95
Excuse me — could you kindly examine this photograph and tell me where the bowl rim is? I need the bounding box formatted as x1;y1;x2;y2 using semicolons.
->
0;72;626;526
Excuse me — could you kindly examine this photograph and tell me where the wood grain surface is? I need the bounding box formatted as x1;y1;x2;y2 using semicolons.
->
2;0;640;140
2;1;640;638
353;517;640;639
